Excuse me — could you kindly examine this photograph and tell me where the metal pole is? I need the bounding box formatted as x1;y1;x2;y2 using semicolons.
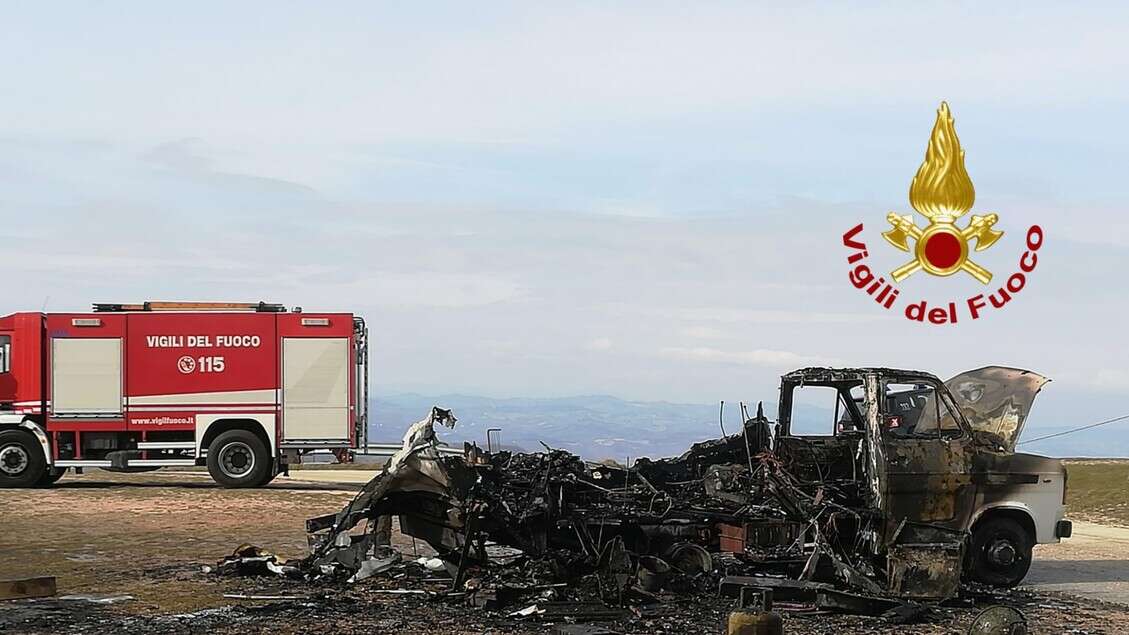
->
740;402;755;475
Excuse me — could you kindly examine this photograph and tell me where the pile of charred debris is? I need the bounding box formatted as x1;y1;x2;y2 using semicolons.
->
216;406;1015;631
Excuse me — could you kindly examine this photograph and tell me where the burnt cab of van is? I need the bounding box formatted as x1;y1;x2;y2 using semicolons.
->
776;366;1071;587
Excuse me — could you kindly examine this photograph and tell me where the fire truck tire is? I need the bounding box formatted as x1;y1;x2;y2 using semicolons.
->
968;516;1033;587
35;467;68;487
207;430;271;488
0;429;47;489
257;470;278;488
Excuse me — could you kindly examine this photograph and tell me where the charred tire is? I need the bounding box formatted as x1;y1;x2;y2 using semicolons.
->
207;429;271;488
0;429;46;488
969;516;1033;587
35;467;68;487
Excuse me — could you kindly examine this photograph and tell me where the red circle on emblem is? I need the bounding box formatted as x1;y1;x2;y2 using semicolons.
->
923;231;962;269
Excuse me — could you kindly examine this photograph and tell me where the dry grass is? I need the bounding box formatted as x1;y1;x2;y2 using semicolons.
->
1064;459;1129;528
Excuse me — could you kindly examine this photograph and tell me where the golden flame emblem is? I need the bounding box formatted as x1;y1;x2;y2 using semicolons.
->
883;102;1003;283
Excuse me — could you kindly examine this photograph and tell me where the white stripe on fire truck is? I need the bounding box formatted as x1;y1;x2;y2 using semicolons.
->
127;389;276;406
128;406;278;412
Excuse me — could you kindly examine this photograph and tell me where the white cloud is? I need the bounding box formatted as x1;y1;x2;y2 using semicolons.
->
659;347;842;368
1095;369;1129;392
585;337;614;351
674;308;891;325
682;326;725;339
4;5;1126;143
319;273;523;309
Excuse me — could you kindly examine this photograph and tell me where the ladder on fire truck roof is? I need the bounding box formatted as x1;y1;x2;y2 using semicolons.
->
92;301;287;313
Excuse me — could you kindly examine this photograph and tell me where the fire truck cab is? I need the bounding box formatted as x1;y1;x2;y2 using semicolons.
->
0;301;368;488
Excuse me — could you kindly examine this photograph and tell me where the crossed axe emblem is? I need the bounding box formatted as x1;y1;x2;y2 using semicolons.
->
882;212;1003;284
882;102;1004;284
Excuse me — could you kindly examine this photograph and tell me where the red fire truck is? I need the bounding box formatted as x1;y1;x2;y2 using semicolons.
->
0;301;368;488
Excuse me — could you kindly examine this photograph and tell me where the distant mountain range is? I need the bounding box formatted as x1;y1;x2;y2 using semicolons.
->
369;392;1129;461
371;393;846;460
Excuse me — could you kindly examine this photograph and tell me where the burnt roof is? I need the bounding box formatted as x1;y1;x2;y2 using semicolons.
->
781;366;943;383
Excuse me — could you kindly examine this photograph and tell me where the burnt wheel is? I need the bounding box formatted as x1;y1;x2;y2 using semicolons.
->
0;429;46;488
207;429;271;488
969;516;1033;587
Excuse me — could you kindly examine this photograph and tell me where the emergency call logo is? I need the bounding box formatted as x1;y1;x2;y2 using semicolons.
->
842;102;1043;325
177;356;196;374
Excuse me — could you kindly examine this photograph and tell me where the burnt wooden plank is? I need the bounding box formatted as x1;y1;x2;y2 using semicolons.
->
0;576;57;600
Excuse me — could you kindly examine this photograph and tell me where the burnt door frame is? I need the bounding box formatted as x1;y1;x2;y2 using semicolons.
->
879;374;976;532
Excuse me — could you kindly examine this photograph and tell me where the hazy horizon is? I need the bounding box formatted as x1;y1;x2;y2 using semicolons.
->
369;388;1129;460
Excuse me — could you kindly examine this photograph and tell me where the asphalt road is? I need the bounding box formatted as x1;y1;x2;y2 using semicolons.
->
1026;521;1129;606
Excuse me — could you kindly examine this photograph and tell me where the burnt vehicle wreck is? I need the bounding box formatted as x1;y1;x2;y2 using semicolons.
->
226;366;1071;622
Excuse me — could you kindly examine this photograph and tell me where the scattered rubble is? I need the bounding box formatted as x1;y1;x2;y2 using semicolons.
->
57;593;136;605
196;365;1080;632
207;396;1045;631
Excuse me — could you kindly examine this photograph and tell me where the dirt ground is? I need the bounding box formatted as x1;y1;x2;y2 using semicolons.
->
0;470;360;612
2;469;1128;634
1028;521;1129;606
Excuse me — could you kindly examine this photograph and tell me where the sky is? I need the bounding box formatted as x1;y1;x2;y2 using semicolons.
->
2;3;1128;437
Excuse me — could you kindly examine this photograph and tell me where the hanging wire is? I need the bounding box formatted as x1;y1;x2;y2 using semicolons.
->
1019;413;1129;445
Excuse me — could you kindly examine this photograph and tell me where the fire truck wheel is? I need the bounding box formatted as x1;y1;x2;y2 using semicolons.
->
35;467;68;487
968;516;1033;587
207;430;271;488
0;429;47;488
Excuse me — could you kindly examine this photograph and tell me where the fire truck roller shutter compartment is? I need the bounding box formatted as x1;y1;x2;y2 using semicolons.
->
281;337;349;442
52;338;123;415
123;312;279;424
